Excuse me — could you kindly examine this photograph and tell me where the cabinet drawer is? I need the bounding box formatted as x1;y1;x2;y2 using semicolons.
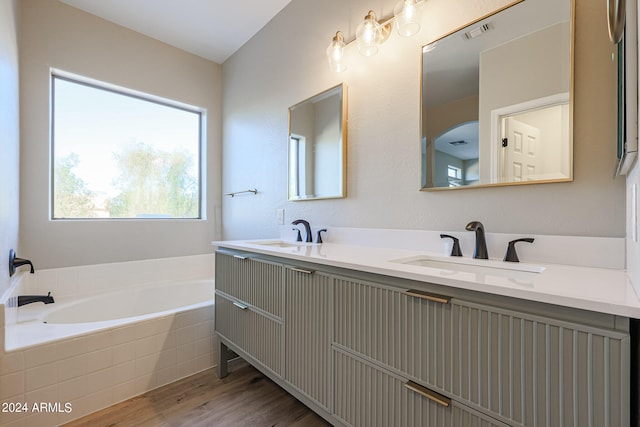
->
215;251;283;317
333;349;509;427
449;300;629;427
284;267;331;410
215;293;282;376
333;277;452;390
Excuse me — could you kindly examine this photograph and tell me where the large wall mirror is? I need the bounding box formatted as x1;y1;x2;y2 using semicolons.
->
288;83;347;200
421;0;573;190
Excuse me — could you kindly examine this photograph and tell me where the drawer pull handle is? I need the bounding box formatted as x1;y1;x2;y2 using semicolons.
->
404;381;451;407
233;255;248;260
291;267;314;275
232;301;249;310
406;289;451;304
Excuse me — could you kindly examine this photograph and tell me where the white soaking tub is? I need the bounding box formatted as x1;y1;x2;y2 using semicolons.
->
39;279;213;324
0;255;217;427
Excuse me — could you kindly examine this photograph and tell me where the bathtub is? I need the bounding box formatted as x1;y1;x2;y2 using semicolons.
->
38;280;212;325
0;255;217;426
8;279;214;350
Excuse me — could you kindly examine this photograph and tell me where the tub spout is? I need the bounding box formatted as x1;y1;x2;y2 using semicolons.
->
17;292;54;307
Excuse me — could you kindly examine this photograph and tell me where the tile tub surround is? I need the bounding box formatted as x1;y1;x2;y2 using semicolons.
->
0;255;217;426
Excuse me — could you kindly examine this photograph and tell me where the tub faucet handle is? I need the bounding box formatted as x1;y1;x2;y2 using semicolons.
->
9;249;35;277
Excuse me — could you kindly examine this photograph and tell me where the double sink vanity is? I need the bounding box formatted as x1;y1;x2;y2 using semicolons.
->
213;226;637;427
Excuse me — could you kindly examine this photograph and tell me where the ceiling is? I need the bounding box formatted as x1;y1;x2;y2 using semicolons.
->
58;0;293;64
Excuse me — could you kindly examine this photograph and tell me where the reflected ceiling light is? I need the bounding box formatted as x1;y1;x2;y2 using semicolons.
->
356;10;391;56
326;31;347;72
394;0;423;37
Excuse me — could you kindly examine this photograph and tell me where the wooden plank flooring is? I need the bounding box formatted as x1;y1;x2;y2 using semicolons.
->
62;359;332;427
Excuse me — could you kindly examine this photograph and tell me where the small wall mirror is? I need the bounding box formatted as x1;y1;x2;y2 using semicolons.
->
288;83;347;200
421;0;573;190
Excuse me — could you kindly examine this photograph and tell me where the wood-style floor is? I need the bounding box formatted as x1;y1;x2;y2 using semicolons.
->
62;359;332;427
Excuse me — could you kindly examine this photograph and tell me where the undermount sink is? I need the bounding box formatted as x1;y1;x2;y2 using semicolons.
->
390;254;545;274
247;240;306;248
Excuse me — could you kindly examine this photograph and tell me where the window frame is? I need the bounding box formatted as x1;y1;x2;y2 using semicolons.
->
50;69;206;221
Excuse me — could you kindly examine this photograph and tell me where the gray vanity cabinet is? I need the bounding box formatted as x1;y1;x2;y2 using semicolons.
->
215;252;284;376
332;275;507;427
284;266;331;410
333;347;510;427
333;275;630;427
215;249;631;427
448;300;629;427
333;277;452;390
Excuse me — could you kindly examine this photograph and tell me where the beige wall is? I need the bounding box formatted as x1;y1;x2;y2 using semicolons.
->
19;0;223;268
0;0;20;295
222;0;625;240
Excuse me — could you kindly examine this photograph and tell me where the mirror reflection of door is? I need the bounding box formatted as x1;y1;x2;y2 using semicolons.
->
501;118;540;182
496;98;570;182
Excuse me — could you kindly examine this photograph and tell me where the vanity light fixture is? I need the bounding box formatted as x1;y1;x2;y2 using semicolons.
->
394;0;423;37
326;0;425;72
356;10;391;56
327;31;347;72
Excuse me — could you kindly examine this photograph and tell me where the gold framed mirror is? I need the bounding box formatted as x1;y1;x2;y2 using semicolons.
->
421;0;574;190
288;83;347;200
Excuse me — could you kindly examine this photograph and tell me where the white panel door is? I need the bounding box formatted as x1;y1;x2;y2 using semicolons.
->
503;117;541;181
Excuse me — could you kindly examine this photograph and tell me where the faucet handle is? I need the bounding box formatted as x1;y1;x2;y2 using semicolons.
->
292;228;302;242
504;238;534;263
440;234;463;257
316;229;327;244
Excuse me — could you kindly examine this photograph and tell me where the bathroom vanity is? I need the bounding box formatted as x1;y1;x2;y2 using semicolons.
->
213;239;637;427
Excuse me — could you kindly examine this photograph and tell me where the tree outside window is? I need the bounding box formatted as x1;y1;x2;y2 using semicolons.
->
51;72;203;219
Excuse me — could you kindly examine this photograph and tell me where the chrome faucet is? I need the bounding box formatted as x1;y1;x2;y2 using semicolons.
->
465;221;488;259
292;219;312;243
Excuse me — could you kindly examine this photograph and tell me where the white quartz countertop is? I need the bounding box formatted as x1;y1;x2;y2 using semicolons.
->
213;239;640;318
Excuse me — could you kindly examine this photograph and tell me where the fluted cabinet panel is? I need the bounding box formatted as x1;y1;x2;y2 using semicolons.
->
216;252;283;317
334;277;452;389
215;294;282;375
450;300;629;427
333;349;509;427
215;250;631;427
284;269;331;410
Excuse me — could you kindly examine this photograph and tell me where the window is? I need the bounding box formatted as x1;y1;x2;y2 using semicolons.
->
288;135;306;198
51;71;203;219
447;165;462;187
